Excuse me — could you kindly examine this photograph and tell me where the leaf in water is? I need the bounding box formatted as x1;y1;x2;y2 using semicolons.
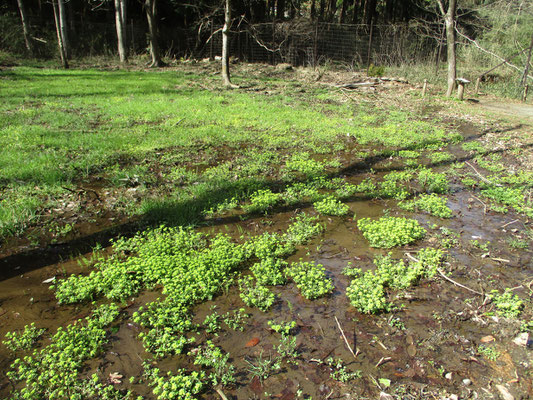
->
109;372;123;384
378;378;391;388
480;335;495;343
245;337;260;347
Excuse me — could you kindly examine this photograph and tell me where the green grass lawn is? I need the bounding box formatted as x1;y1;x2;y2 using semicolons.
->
0;66;458;239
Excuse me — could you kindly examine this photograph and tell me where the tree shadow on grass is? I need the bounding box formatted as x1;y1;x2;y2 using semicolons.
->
0;132;531;281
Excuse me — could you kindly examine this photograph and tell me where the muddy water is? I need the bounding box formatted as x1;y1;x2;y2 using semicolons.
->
1;131;532;399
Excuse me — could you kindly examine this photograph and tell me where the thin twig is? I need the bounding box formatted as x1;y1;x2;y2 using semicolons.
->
490;257;510;263
334;316;357;360
471;195;487;214
215;387;228;400
317;321;325;337
437;268;484;296
465;161;502;187
375;356;392;368
405;253;419;263
501;219;520;228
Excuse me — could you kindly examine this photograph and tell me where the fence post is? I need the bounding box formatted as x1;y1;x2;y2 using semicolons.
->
130;19;135;54
314;21;319;68
366;20;373;71
475;77;481;95
271;20;275;65
209;19;214;60
435;23;444;76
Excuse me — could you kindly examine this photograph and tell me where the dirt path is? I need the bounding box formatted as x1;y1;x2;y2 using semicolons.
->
476;99;533;121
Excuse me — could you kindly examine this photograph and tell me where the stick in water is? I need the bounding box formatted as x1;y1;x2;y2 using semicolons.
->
334;316;357;360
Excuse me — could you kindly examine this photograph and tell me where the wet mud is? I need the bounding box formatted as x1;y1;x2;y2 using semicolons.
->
0;122;532;400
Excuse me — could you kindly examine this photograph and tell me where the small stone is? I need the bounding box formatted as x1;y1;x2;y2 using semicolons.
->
379;392;393;400
463;378;472;386
495;384;514;400
512;332;528;347
449;395;459;400
445;372;453;380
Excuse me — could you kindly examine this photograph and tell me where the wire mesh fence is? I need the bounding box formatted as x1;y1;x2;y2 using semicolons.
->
199;21;441;67
14;16;440;68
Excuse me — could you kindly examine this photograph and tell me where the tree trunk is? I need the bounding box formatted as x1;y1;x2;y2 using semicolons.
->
16;0;34;56
145;0;162;67
276;0;285;19
57;0;69;59
319;0;326;21
339;0;348;23
364;0;376;25
444;0;457;97
520;32;533;87
351;0;360;24
221;0;237;87
385;0;394;23
311;0;316;20
115;0;127;63
52;0;68;68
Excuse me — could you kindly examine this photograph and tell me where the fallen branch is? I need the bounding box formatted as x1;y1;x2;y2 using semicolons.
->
456;28;533;81
334;316;357;360
465;161;502;187
437;268;485;296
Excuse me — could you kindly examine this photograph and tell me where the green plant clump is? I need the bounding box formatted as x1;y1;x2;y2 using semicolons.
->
244;189;282;213
143;363;204;400
357;216;426;248
399;194;452;218
313;195;350;216
3;323;45;352
251;257;287;286
285;260;334;300
239;276;276;311
325;357;362;382
189;341;236;387
346;249;443;313
284;152;325;177
418;169;449;194
478;345;500;361
489;289;524;318
6;304;120;400
268;320;296;335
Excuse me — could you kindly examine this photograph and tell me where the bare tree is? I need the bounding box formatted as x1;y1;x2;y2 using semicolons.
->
145;0;163;67
221;0;238;87
115;0;127;64
520;31;533;87
436;0;457;97
52;0;68;68
16;0;34;56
